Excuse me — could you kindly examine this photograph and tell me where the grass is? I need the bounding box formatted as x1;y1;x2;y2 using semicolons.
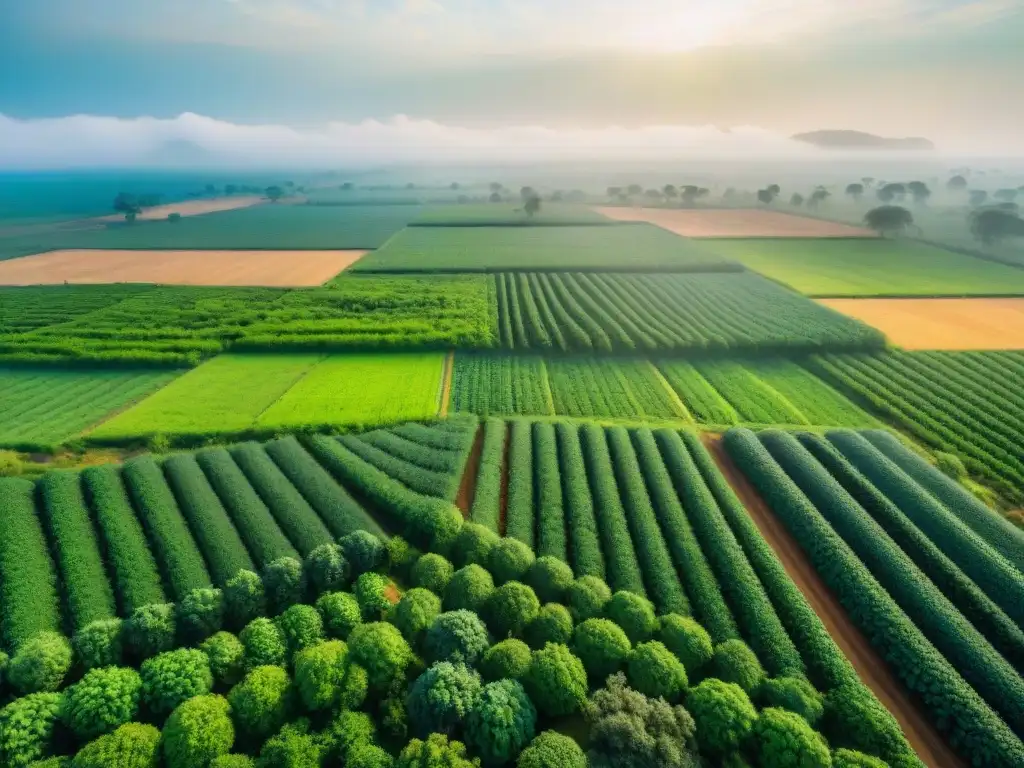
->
0;367;181;448
411;203;614;226
698;237;1024;296
352;224;736;272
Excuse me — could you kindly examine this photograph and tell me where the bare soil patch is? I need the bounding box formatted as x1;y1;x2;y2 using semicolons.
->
595;207;876;238
702;434;964;768
455;424;485;519
0;249;367;287
97;196;266;222
819;297;1024;350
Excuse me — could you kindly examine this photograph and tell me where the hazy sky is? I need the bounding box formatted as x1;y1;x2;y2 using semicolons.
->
1;0;1022;156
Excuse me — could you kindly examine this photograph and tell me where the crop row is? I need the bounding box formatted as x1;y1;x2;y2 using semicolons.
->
451;353;551;415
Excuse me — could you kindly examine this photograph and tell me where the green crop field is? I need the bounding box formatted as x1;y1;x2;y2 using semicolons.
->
450;352;553;415
698;238;1024;296
353;223;736;272
0;367;180;448
411;203;614;226
547;358;685;420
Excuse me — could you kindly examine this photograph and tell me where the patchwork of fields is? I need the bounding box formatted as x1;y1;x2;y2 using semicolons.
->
411;203;615;226
596;206;878;238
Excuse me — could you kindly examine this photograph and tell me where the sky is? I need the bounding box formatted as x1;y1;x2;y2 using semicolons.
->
1;0;1022;166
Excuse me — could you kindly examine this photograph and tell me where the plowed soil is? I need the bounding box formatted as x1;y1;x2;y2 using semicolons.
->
0;249;367;287
702;435;964;768
819;297;1024;350
455;424;484;519
595;207;876;238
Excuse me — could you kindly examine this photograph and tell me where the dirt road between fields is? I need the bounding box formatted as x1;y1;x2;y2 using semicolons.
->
703;435;964;768
595;207;877;238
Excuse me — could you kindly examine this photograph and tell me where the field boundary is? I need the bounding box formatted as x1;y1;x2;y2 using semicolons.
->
438;350;455;417
647;361;693;421
455;423;484;517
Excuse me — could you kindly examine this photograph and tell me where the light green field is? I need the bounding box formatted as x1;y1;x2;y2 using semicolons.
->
698;238;1024;296
411;204;613;226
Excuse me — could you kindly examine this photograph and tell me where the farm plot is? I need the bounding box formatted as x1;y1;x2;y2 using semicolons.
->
411;203;614;226
450;352;552;415
700;239;1024;297
0;249;367;287
725;427;1024;767
818;297;1024;349
0;367;180;448
596;206;877;238
809;350;1024;503
547;358;685;419
495;271;885;353
352;223;735;272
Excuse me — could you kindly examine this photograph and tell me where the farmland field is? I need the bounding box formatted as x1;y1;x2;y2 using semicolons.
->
596;206;877;238
546;358;685;419
450;352;552;415
0;367;180;447
352;223;736;272
0;249;367;287
698;238;1024;296
411;203;615;226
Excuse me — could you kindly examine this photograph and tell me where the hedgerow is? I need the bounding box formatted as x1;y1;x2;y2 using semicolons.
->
554;422;605;579
469;418;505;532
505;420;535;547
531;422;566;561
340;434;460;501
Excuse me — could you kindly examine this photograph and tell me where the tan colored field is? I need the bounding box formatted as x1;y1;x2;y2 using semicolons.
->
96;196;266;222
819;298;1024;350
0;249;367;287
595;207;877;238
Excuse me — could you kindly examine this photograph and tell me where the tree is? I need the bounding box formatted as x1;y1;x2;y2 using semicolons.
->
686;679;757;756
8;632;72;694
524;603;573;650
864;205;914;237
306;544;350;597
970;208;1024;245
465;680;537;765
490;182;502;193
807;188;831;209
316;592;362;640
340;530;388;576
605;591;658;644
425;610;491;666
995;188;1019;202
566;576;612;622
163;694;235;768
518;731;586;768
627;641;688;701
486;582;540;639
489;538;535;584
388;588;441;646
627;184;643;196
663;184;678;201
228;666;293;741
572;618;631;682
73;618;123;670
113;193;141;221
443;564;495;613
790;193;805;207
265;186;284;203
751;707;831;768
757;188;777;205
480;639;532;682
659;614;713;674
767;184;781;196
845;183;864;201
62;666;142;740
607;186;622;199
71;722;161;768
906;181;931;205
947;175;968;191
525;557;574;605
450;182;459;190
969;189;989;207
140;648;213;716
488;192;502;203
759;676;824;726
525;643;588;717
408;662;482;736
240;617;286;669
348;622;414;691
397;733;478;768
264;557;305;615
644;189;664;202
276;604;325;659
412;554;454;595
225;184;238;195
168;212;182;223
0;692;63;766
861;177;875;187
520;186;536;202
201;631;245;687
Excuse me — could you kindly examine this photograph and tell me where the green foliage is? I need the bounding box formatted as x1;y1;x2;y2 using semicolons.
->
125;603;177;661
627;641;688;702
759;677;824;726
532;423;567;561
751;707;832;768
408;662;483;737
255;721;321;768
163;694;235;768
685;679;757;757
263;558;306;616
73;619;123;671
224;571;266;630
832;749;888;768
228;666;294;741
604;591;658;645
480;639;532;683
305;544;350;597
424;610;490;666
711;640;764;694
323;710;375;762
489;538;536;586
348;622;414;692
140;648;213;716
386;536;421;584
516;731;586;768
70;722;161;768
340;530;390;576
390;588;442;646
555;423;604;580
566;576;612;623
524;557;573;605
293;640;348;711
934;451;967;480
822;684;915;767
316;592;362;640
443;565;495;614
505;419;535;548
525;643;588;718
62;666;141;740
452;523;499;568
524;604;573;650
348;744;395;768
397;733;479;768
179;587;225;644
276;604;324;660
210;756;255;768
8;633;72;695
572;618;632;682
412;555;455;595
201;632;246;687
659;615;713;675
0;692;64;768
338;662;369;710
240;618;287;670
466;679;537;766
485;582;540;639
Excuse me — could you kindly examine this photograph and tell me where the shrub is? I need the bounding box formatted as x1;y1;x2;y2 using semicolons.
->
8;633;72;695
340;531;388;576
572;618;631;682
658;614;713;675
566;576;612;623
387;536;421;583
759;677;825;726
485;582;539;639
70;722;161;768
62;666;142;740
72;619;123;671
627;641;688;702
201;632;246;688
306;544;350;596
389;588;442;646
408;662;483;736
140;648;213;716
397;733;478;768
263;558;305;615
276;604;324;659
224;571;265;629
210;755;255;768
293;640;347;711
240;618;287;670
348;744;395;768
822;684;909;765
525;643;587;717
316;592;362;640
412;554;455;595
424;610;490;666
0;692;63;767
323;710;375;762
179;588;225;644
517;731;586;768
348;622;414;691
712;640;765;694
465;680;537;765
751;707;831;768
605;591;658;644
256;721;321;768
524;557;574;605
832;749;888;768
125;604;177;661
339;662;369;710
480;639;532;682
355;572;393;622
489;538;535;585
443;565;494;613
451;522;499;568
524;604;573;650
163;694;234;768
228;666;293;741
686;679;757;756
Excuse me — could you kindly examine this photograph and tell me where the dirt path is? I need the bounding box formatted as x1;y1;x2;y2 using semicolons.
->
498;426;511;537
438;351;455;417
455;424;484;518
702;435;964;768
